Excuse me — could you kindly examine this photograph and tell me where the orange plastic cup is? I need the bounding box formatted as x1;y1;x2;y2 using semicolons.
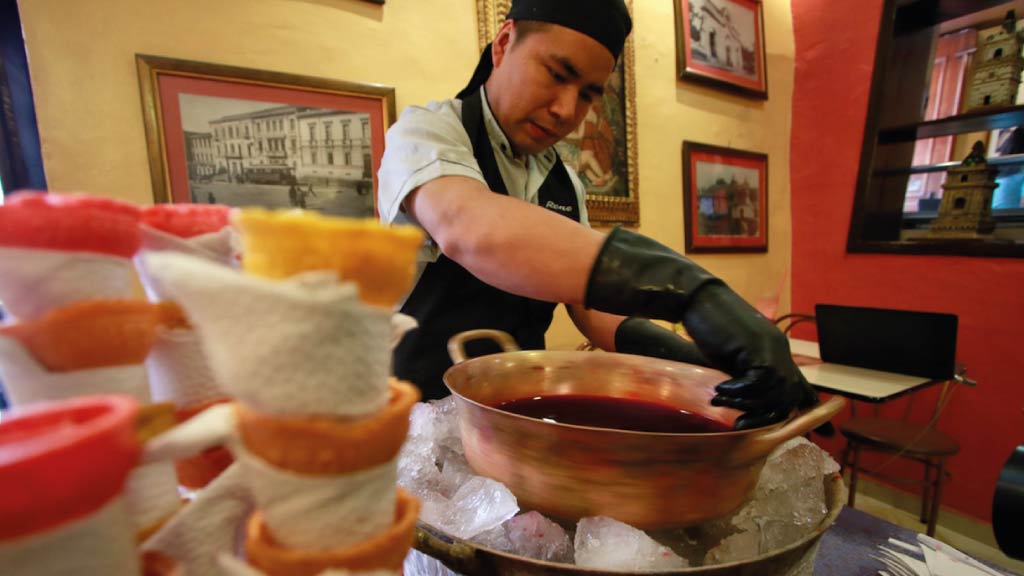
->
0;300;161;371
233;209;423;307
245;489;419;575
236;380;419;475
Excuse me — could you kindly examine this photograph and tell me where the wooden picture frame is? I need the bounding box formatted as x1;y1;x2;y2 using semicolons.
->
682;141;768;253
136;54;396;217
475;0;640;226
674;0;768;99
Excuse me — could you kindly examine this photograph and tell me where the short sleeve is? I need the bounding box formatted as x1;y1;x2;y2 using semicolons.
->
376;100;487;227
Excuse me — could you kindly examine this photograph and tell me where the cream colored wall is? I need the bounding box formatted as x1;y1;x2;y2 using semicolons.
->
19;0;793;349
546;0;796;350
18;0;478;203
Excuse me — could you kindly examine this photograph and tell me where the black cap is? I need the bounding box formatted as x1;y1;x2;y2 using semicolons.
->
507;0;632;60
457;0;632;99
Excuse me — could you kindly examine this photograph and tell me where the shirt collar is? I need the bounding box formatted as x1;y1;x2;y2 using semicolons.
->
479;86;557;164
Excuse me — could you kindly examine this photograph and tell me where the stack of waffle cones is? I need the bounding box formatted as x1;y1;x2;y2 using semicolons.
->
233;209;424;574
135;203;237;489
139;208;425;575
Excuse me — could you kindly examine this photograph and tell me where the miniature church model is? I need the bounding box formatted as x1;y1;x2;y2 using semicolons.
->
929;141;997;238
965;11;1024;111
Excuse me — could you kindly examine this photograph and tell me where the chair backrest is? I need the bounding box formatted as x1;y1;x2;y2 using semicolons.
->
774;312;816;336
815;304;958;380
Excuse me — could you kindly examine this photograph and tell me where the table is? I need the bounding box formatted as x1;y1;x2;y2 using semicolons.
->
815;506;1018;575
789;338;942;403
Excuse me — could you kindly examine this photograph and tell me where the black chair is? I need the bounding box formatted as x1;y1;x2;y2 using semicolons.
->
815;304;966;537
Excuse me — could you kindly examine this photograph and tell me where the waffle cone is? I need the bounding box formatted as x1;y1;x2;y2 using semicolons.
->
235;380;419;475
0;300;161;371
141;552;181;576
173;400;234;488
245;489;419;575
154;302;191;329
233;209;423;307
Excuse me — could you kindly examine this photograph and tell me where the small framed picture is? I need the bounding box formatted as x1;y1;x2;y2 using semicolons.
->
682;141;768;253
674;0;768;99
136;55;396;217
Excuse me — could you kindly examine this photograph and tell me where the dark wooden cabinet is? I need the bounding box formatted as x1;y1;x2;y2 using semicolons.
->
850;0;1024;257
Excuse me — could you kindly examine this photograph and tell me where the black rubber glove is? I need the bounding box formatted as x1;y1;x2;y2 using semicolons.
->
614;317;711;367
586;227;829;432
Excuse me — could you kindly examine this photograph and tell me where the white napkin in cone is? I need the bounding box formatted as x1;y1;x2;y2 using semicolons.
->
141;252;393;417
147;326;226;408
134;225;238;302
143;462;254;576
0;496;141;575
0;334;151;406
0;246;135;321
237;445;399;551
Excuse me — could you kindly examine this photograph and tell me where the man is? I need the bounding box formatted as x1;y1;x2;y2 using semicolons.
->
378;0;819;430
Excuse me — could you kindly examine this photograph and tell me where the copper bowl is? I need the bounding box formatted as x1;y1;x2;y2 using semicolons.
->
443;330;845;529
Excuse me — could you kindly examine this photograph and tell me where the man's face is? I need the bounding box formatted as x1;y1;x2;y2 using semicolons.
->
485;21;616;157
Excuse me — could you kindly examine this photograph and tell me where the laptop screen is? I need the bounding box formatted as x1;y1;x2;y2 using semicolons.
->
814;304;958;380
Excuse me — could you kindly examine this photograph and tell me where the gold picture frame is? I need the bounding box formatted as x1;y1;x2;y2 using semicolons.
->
475;0;640;226
136;54;396;217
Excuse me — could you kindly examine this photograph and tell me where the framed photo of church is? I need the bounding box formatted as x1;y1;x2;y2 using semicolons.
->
674;0;768;99
476;0;640;226
682;141;768;253
135;55;395;218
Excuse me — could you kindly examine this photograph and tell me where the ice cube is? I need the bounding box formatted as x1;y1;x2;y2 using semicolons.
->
397;434;444;498
704;520;763;565
470;524;514;552
504;511;574;564
574;516;689;570
419;476;519;540
439;457;475;498
702;437;839;565
408;402;438;440
432;396;464;456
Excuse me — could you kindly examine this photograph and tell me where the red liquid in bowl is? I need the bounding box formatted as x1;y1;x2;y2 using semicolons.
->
494;394;731;433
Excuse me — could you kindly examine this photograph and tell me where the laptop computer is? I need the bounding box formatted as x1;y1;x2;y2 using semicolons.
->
797;304;958;401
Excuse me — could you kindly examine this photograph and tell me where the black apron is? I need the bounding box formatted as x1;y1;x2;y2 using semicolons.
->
393;89;581;399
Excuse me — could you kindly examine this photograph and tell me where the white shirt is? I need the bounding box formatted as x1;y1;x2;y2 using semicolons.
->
377;86;590;266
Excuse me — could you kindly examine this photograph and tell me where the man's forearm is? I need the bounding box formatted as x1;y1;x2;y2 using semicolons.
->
568;305;625;351
407;175;605;305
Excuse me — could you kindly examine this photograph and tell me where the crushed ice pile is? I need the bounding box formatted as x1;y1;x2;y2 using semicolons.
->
400;397;841;573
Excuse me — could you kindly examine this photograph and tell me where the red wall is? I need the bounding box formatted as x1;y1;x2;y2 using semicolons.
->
791;0;1024;522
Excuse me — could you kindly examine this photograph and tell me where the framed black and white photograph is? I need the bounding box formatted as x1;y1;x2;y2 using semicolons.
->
136;55;396;218
674;0;768;99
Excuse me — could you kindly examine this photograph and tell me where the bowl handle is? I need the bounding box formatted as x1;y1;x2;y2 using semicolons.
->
731;396;846;464
415;526;486;575
447;329;521;364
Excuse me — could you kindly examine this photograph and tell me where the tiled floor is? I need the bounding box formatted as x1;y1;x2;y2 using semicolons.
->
853;492;1024;574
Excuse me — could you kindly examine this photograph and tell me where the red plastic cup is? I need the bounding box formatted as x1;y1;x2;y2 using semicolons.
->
0;395;141;539
0;192;141;257
141;204;231;239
